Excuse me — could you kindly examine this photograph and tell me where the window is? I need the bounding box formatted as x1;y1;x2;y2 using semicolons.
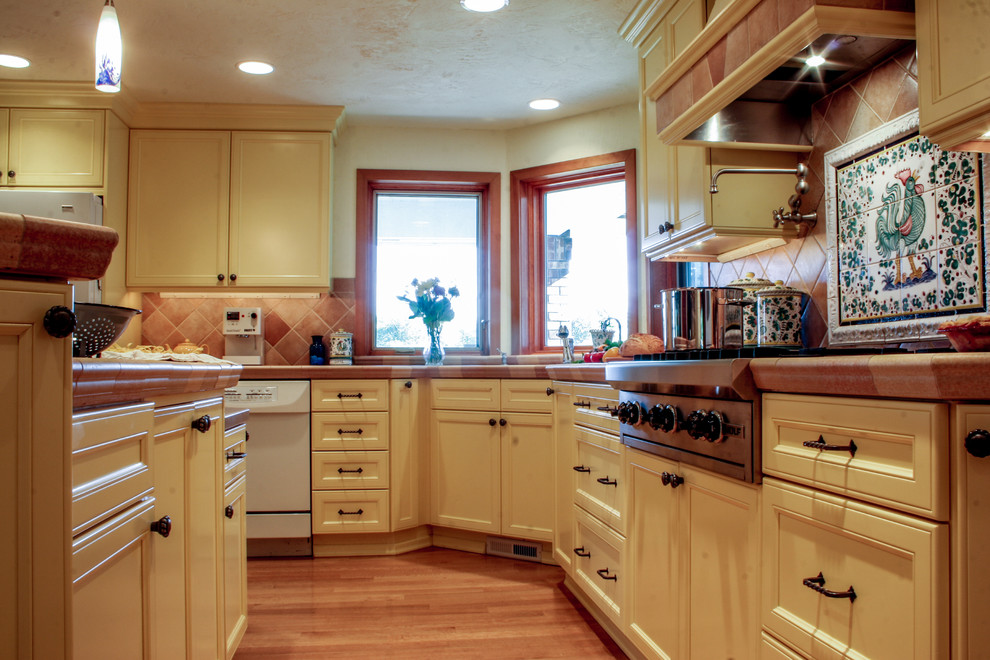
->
510;150;638;352
356;170;500;356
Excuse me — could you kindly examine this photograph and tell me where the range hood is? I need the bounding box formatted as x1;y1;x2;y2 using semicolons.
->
646;3;917;150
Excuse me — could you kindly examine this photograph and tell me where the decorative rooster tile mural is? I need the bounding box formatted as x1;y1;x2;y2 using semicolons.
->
825;110;988;345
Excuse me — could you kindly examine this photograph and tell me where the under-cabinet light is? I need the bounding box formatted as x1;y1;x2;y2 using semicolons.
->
805;54;826;67
529;98;560;110
238;61;275;75
461;0;508;12
0;54;30;68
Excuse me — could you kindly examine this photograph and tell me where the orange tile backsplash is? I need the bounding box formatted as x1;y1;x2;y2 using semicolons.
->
709;47;919;348
141;281;356;365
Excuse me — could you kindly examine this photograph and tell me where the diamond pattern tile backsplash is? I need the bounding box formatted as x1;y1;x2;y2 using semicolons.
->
709;46;922;348
141;283;356;365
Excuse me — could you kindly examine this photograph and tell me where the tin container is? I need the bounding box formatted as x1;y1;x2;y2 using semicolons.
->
727;272;773;346
755;281;807;348
328;330;353;365
654;287;747;350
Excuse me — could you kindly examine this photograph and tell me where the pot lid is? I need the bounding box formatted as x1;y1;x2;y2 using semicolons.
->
755;280;806;297
728;272;773;291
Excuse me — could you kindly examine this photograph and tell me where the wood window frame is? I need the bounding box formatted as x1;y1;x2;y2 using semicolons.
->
355;169;501;357
510;149;638;354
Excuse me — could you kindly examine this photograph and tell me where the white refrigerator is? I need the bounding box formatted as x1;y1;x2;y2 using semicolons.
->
0;190;105;303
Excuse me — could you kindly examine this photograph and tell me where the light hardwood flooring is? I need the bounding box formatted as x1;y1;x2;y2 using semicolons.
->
233;547;627;659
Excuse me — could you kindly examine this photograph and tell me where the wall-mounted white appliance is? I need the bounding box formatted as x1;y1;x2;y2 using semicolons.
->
0;190;104;303
222;306;264;364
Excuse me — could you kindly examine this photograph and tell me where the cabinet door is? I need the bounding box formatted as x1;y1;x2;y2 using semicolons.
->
0;281;72;660
0;108;8;186
552;382;575;572
390;379;427;531
126;130;230;287
501;412;554;541
917;0;990;150
7;108;105;187
431;409;500;533
222;476;248;659
228;132;331;288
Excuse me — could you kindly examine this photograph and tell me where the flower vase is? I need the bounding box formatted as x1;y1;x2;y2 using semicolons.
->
424;325;445;366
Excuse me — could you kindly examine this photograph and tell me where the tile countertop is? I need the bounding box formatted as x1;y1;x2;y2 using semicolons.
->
72;359;243;409
239;363;559;380
750;352;990;401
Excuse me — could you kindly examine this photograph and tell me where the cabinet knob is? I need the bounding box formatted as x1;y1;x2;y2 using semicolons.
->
191;415;212;433
217;273;225;282
7;170;14;179
661;471;684;488
546;387;554;396
499;418;507;426
151;515;172;538
230;273;237;282
965;429;990;458
404;381;413;388
43;305;76;338
659;221;674;234
225;505;234;519
489;418;497;426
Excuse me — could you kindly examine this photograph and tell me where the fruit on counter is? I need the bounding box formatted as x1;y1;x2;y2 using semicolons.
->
582;349;606;363
619;333;664;356
603;346;620;359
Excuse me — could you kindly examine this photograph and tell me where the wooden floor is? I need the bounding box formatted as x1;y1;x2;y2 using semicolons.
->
233;547;628;659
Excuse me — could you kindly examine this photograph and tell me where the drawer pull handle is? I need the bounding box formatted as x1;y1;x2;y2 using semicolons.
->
573;547;591;558
661;471;684;488
573;401;591;408
337;392;363;399
337;467;365;474
596;568;618;581
596;476;618;487
573;465;591;473
225;505;235;519
226;451;247;461
803;435;857;457
597;405;618;416
802;572;856;602
337;428;364;435
191;415;212;433
338;508;364;516
150;515;172;538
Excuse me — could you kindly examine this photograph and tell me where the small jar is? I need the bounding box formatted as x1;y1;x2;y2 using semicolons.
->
755;282;807;348
309;335;326;365
728;272;773;346
328;330;353;365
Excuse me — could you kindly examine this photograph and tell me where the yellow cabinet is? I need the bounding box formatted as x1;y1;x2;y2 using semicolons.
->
431;409;502;533
552;381;576;572
573;504;625;627
1;108;105;187
917;0;990;151
126;129;331;289
221;475;248;659
762;477;949;660
389;379;429;531
625;448;760;660
0;279;73;660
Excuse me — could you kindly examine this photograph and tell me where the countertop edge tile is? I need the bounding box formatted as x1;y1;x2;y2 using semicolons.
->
72;359;243;409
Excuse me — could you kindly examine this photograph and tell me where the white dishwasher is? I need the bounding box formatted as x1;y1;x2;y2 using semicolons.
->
224;380;312;556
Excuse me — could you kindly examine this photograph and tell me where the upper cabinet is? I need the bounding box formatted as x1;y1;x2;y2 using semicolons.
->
916;0;990;152
126;129;332;290
1;108;106;188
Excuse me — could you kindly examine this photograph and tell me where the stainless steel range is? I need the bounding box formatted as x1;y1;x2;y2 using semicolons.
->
605;351;762;482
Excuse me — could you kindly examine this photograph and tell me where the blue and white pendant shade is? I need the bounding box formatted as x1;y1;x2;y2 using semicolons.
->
95;0;121;93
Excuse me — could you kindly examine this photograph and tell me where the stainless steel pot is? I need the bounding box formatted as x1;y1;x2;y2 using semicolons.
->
654;287;747;350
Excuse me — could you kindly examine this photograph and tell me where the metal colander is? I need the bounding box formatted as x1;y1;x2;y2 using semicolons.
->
72;303;142;357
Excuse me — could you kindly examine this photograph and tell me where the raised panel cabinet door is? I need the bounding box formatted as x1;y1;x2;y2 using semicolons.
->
389;379;428;531
431;409;500;533
625;448;680;660
500;411;554;541
222;476;248;659
0;281;72;660
7;108;105;187
917;0;990;149
0;108;8;185
552;382;575;572
228;132;331;288
126;130;230;288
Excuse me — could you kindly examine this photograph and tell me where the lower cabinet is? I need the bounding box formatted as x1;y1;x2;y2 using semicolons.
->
222;475;248;659
625;449;761;660
572;505;625;626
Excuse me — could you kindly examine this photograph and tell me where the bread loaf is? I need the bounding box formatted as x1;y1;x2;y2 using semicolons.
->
619;333;664;356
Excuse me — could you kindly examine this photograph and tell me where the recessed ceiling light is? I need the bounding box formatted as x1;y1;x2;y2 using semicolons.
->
529;98;560;110
461;0;508;12
805;54;826;67
237;61;274;75
0;54;30;69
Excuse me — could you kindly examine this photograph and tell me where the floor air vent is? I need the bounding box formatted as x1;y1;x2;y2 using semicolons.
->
486;537;542;562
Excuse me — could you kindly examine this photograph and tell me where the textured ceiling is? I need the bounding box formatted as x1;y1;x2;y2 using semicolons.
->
1;0;641;129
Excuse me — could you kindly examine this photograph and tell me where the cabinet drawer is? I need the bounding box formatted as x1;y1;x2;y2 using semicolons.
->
573;504;624;626
311;379;389;411
763;393;949;520
311;451;389;489
312;490;389;533
311;411;389;450
431;379;499;410
574;426;625;534
762;478;949;660
72;402;155;536
500;379;554;413
572;383;620;435
761;632;807;659
223;423;247;487
72;497;156;584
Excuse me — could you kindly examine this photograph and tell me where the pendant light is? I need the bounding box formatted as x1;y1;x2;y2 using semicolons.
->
95;0;122;93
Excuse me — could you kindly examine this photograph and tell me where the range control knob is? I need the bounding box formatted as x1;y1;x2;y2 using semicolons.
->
658;404;679;433
646;405;664;430
685;410;725;442
685;410;707;440
617;401;645;426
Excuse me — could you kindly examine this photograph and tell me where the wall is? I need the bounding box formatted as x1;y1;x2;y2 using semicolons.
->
141;104;639;364
708;47;919;348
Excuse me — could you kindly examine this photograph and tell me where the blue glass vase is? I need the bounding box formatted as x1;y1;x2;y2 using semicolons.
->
423;325;444;366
